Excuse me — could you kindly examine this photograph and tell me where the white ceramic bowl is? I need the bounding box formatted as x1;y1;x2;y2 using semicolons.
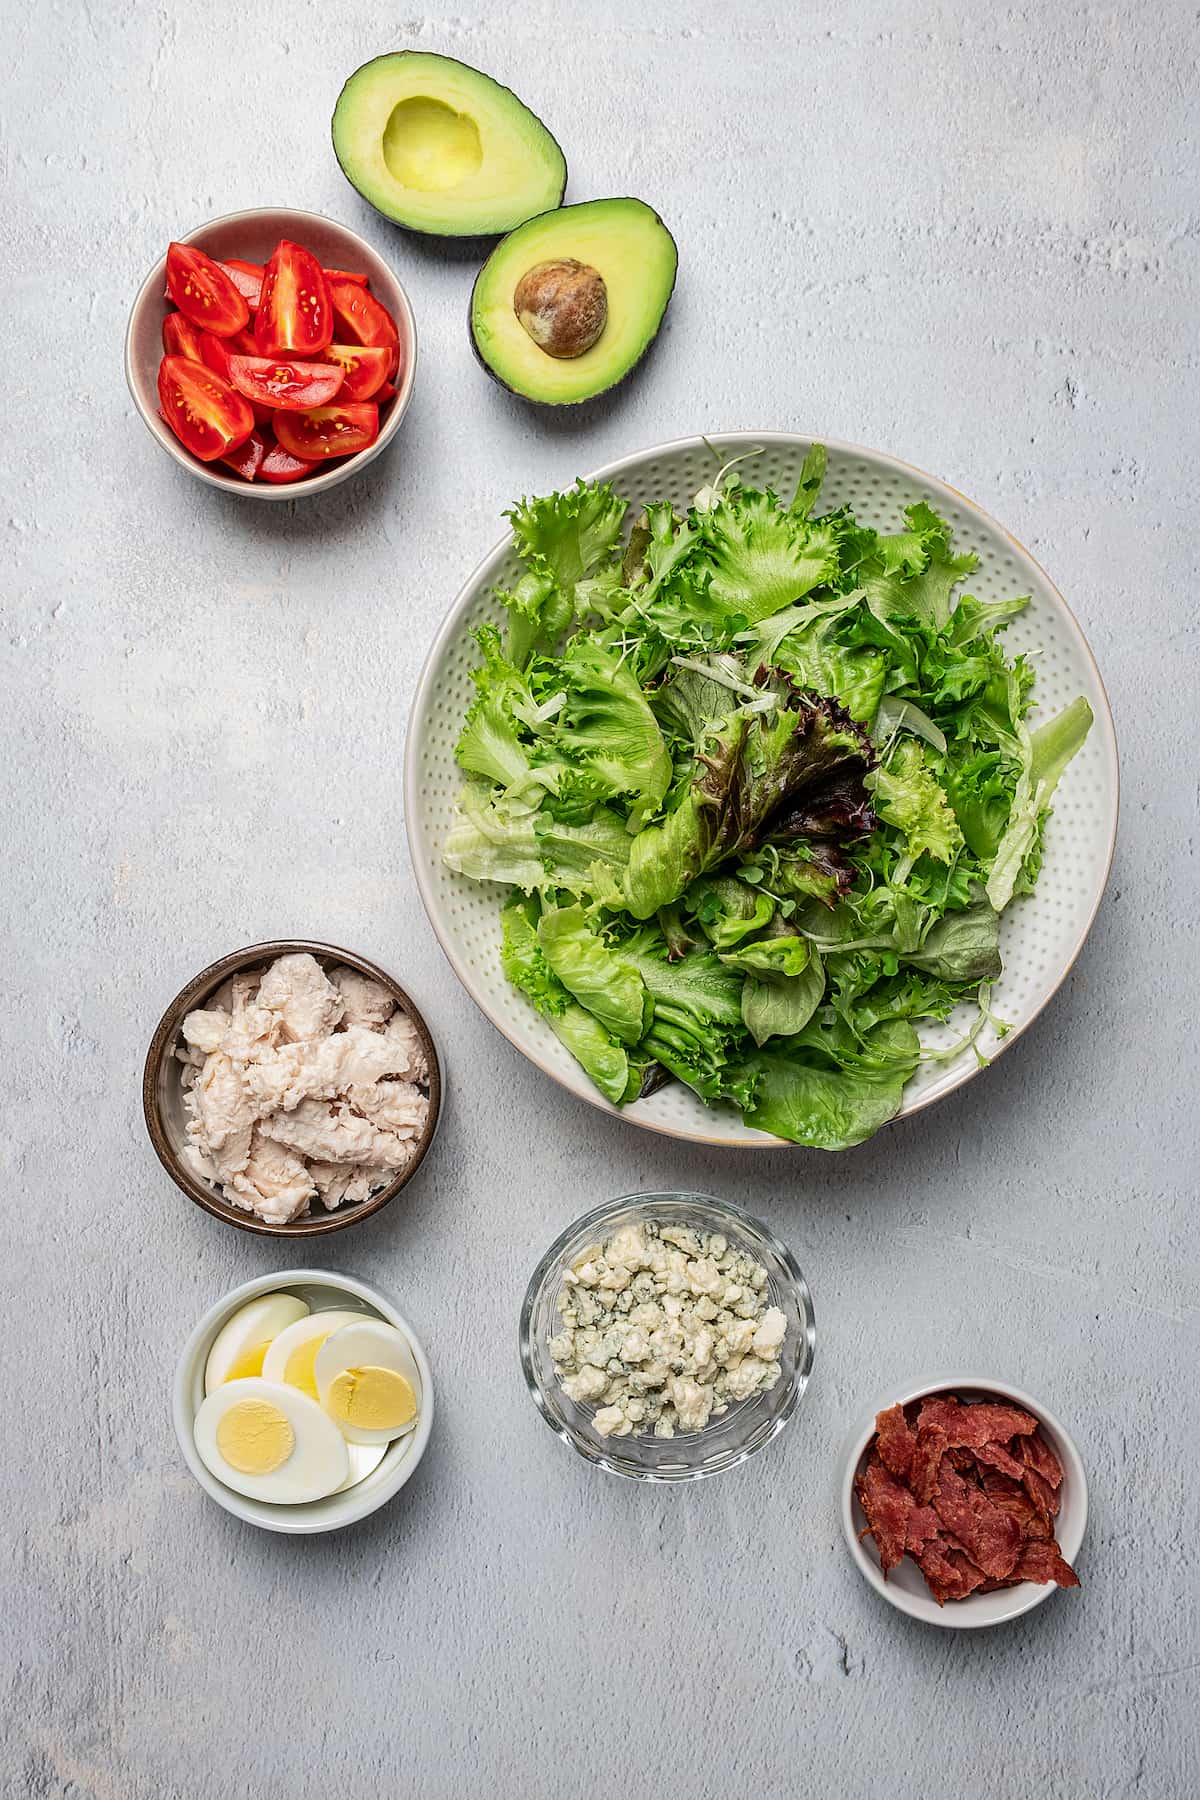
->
404;430;1119;1147
173;1268;434;1533
125;207;417;499
838;1375;1087;1629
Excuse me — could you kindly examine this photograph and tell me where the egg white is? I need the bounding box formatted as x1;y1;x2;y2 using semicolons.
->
204;1293;310;1394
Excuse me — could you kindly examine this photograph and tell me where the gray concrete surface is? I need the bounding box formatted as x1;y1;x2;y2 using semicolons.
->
4;2;1197;1795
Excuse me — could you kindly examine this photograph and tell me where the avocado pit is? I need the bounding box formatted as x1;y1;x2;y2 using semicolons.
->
514;258;608;359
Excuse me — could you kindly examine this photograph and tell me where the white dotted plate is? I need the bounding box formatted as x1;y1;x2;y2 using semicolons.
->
404;433;1118;1147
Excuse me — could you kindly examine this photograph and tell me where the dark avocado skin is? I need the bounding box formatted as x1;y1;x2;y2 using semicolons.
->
331;52;568;238
468;200;679;406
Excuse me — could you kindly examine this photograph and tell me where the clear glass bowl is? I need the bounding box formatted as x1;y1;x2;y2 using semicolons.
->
519;1192;816;1481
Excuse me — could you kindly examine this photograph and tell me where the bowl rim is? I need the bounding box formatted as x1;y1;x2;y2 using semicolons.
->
142;938;442;1237
172;1266;434;1534
837;1373;1088;1629
403;428;1120;1148
123;205;418;500
518;1189;816;1481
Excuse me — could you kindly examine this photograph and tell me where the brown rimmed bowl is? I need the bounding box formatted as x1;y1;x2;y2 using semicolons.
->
143;939;442;1237
124;207;418;499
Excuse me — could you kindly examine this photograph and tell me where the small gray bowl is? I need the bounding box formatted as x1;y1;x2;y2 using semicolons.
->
124;207;417;498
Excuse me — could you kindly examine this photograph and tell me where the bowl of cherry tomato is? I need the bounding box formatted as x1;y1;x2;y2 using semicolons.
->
125;207;417;497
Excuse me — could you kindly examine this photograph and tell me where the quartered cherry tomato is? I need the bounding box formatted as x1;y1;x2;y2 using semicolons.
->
220;259;264;309
219;429;267;482
375;380;398;405
157;355;254;462
198;330;272;422
258;439;321;484
272;403;379;461
324;343;390;402
255;241;333;357
165;242;249;337
326;276;400;376
198;327;257;380
323;267;369;286
162;312;206;361
228;356;345;412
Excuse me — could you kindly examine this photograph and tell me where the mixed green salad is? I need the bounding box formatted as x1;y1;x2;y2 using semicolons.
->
444;447;1092;1148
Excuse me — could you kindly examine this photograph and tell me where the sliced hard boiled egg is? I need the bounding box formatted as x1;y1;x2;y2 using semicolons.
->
261;1309;368;1401
204;1292;310;1394
193;1377;349;1504
315;1319;422;1445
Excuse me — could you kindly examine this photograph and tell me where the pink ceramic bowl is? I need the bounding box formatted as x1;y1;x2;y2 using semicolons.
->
124;207;417;499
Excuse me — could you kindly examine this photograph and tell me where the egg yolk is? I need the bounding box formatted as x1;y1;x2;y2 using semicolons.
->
326;1365;417;1431
222;1340;273;1383
215;1400;295;1474
283;1332;337;1400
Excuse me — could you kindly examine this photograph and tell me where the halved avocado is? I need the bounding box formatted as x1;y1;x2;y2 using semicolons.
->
470;198;677;405
332;52;566;236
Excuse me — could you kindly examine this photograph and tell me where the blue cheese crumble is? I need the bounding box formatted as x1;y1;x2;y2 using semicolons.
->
548;1221;787;1438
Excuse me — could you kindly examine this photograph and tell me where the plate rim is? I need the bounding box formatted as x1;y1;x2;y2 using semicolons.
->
403;429;1120;1149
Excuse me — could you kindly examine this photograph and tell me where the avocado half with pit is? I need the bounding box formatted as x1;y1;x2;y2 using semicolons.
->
332;52;566;236
470;198;678;405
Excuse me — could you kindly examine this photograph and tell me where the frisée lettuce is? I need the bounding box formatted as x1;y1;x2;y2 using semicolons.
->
444;450;1092;1148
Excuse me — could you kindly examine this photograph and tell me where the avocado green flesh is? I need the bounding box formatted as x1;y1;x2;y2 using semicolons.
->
470;199;677;405
332;52;566;236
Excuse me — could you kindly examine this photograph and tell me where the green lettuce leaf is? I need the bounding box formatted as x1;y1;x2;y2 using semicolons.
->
791;443;828;518
551;1007;640;1105
622;790;713;920
501;898;636;1104
720;934;812;979
728;932;826;1047
943;748;1017;860
741;1019;920;1148
639;501;701;604
500;894;569;1016
445;784;631;897
445;784;544;889
986;696;1093;911
946;592;1031;647
624;933;754;1108
621;930;745;1029
497;569;572;670
769;610;888;725
862;502;978;630
741;954;826;1046
697;486;841;623
454;625;537;789
869;740;963;882
555;637;673;828
690;875;777;947
903;895;1002;983
536;903;653;1044
533;808;632;894
508;481;628;601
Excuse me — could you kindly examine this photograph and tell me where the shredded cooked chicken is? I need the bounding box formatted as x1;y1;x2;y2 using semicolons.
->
178;953;431;1223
